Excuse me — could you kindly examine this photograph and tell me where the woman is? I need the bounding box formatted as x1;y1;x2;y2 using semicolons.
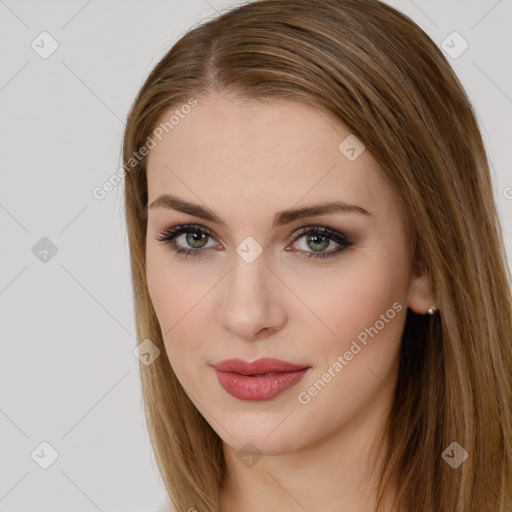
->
122;0;512;510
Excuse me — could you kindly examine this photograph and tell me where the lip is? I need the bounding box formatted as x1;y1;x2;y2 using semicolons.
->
212;357;309;375
211;358;311;401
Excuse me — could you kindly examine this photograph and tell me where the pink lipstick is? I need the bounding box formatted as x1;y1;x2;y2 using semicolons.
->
212;357;311;401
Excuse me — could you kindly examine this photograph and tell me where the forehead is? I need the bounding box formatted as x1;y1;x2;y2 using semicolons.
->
146;93;389;222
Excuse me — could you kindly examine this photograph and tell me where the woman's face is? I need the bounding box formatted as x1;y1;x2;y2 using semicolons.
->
145;92;423;455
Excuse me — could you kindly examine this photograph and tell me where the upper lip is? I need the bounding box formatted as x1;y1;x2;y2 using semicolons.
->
211;357;310;375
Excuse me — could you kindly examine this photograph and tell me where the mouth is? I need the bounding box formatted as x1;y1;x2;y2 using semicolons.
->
212;357;310;375
211;358;311;401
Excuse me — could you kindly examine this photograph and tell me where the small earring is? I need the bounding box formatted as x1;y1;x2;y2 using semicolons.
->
427;305;437;315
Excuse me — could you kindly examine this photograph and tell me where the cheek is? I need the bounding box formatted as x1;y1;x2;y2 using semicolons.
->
145;249;213;366
292;246;409;357
292;253;408;430
146;251;179;330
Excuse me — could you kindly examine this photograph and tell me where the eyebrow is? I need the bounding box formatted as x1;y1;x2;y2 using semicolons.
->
147;193;371;228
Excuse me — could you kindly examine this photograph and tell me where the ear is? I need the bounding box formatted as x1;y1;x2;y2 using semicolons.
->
406;255;436;315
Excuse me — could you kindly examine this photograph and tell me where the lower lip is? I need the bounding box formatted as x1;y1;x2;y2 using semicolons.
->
214;368;310;401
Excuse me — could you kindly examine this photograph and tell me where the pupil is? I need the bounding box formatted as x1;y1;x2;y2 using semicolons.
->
308;234;329;252
187;232;207;248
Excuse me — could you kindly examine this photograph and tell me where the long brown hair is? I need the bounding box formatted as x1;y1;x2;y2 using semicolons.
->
122;1;512;510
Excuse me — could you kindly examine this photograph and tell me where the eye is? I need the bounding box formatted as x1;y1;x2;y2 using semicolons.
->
155;224;218;259
155;223;353;260
288;225;353;259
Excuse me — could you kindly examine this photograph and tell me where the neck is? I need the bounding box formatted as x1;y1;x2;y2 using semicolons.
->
220;387;399;512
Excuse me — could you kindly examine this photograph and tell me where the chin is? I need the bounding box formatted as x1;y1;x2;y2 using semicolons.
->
224;432;301;457
211;412;305;455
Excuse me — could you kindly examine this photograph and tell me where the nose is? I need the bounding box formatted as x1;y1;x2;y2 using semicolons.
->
219;252;287;341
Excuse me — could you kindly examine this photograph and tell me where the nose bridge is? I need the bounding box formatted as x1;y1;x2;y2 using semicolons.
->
220;247;284;339
226;248;271;311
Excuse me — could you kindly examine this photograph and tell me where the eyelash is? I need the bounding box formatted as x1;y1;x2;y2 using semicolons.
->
155;223;353;260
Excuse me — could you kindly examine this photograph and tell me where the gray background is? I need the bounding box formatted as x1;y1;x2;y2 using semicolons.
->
0;1;511;511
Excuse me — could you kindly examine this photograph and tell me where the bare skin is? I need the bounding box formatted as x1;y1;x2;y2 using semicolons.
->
145;92;434;512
